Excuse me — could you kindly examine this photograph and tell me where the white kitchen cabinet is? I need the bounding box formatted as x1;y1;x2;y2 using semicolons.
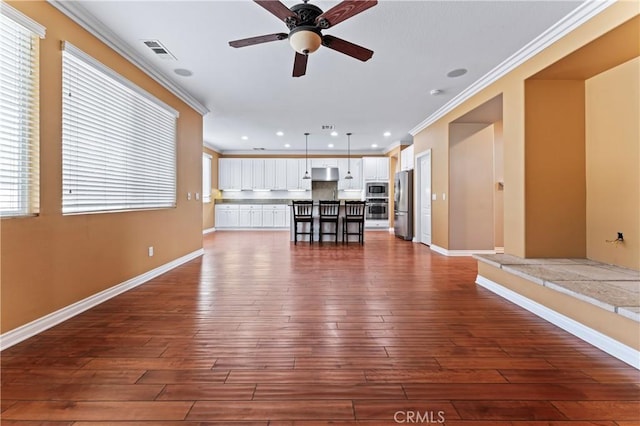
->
239;204;263;227
363;157;389;181
250;209;262;227
286;159;300;190
274;208;287;227
218;158;242;190
252;159;266;189
311;158;338;168
262;159;287;190
286;159;310;190
401;145;414;171
262;204;288;228
238;206;251;227
215;204;239;228
337;158;362;190
241;159;253;190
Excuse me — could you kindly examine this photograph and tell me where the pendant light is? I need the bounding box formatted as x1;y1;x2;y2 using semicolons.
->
302;132;311;179
345;132;353;179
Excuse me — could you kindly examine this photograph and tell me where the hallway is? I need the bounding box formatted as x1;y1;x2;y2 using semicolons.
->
1;231;638;423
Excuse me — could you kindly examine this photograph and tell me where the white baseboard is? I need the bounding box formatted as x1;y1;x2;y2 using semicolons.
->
203;227;216;234
476;274;640;370
0;248;204;351
430;244;497;257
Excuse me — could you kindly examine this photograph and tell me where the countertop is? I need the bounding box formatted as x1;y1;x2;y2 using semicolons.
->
215;199;362;205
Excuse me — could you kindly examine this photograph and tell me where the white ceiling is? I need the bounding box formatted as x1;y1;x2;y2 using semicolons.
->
56;0;584;154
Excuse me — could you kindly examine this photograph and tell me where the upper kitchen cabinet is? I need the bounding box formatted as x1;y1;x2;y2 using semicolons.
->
219;158;242;190
401;145;414;171
241;159;254;190
264;159;287;190
311;158;338;168
286;159;311;190
337;158;362;190
363;157;389;181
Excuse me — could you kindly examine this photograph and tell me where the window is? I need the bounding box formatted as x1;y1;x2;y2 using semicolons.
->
203;153;212;203
61;42;178;214
0;4;44;217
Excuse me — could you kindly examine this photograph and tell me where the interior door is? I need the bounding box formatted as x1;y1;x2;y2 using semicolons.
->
420;151;432;246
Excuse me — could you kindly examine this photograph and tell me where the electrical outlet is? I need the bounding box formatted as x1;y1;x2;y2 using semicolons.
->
187;192;191;201
148;246;154;257
195;192;200;201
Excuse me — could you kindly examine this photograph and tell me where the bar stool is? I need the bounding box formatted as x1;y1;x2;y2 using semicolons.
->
292;200;314;244
318;200;340;244
342;200;366;244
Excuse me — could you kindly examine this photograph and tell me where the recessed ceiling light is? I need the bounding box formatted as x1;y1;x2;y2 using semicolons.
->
447;68;468;78
383;131;391;137
328;143;334;148
371;144;378;148
330;131;338;137
284;143;290;148
174;68;193;77
276;131;284;136
241;136;248;140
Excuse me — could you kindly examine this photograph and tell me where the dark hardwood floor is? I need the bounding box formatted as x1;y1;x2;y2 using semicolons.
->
2;231;639;424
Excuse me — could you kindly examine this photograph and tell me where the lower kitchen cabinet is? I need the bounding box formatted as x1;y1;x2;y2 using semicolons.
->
215;204;239;228
216;204;289;229
263;204;288;228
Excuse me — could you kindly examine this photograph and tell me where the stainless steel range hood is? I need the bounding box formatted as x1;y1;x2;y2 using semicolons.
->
311;167;339;182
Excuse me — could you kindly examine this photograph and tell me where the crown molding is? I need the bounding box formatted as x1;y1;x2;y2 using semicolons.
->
409;0;615;136
383;141;402;155
46;0;209;116
218;149;380;156
203;141;222;154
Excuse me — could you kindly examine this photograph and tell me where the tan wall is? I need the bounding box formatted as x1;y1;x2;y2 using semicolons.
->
449;124;495;250
493;121;505;248
585;57;640;269
524;79;586;258
413;4;638;256
202;147;220;230
1;2;204;333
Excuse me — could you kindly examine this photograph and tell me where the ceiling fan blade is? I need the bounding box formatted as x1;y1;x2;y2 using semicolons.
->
229;33;288;48
315;0;377;29
322;35;374;62
292;52;308;77
254;0;297;23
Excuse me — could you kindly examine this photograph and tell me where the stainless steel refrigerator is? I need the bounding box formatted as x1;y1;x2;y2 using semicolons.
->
394;170;413;240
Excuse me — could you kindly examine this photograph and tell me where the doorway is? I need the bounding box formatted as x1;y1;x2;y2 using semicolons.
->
416;149;432;246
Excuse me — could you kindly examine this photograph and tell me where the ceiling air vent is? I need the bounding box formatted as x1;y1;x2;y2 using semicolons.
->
253;147;266;151
142;40;177;61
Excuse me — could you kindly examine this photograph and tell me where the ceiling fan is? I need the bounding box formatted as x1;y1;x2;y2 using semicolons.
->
229;0;377;77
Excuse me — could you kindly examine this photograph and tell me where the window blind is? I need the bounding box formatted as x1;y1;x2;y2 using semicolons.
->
0;4;44;217
203;153;212;203
61;42;178;214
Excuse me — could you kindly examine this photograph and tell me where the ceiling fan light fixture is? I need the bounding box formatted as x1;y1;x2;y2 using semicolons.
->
289;26;322;55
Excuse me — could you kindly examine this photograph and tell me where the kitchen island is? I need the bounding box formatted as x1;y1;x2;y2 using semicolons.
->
289;201;363;243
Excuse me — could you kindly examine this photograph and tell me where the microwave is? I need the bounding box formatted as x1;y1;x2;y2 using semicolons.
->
365;182;388;198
